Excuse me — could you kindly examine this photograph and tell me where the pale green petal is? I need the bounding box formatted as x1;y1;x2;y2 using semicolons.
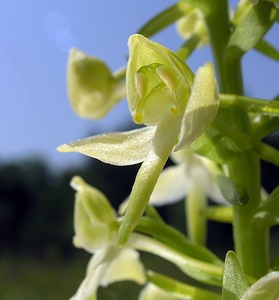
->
68;48;125;119
70;251;108;300
57;127;155;166
71;176;117;252
149;165;189;206
71;247;145;300
139;283;181;300
175;62;219;151
241;272;279;300
101;248;146;286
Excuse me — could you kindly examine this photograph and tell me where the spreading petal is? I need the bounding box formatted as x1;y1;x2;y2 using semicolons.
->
175;62;219;150
57;127;155;166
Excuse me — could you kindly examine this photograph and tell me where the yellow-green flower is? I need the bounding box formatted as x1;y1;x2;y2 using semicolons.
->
70;176;145;300
58;34;219;246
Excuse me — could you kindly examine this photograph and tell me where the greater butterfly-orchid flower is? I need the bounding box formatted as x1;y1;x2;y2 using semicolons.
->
58;34;219;246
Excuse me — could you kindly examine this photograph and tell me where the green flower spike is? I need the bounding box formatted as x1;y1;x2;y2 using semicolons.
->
68;48;126;119
58;34;219;246
70;176;145;300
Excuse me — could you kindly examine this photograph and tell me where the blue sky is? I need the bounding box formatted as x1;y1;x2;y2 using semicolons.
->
1;1;278;170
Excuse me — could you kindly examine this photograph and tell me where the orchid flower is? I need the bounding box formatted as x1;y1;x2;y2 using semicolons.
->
58;34;219;246
70;176;145;300
69;176;223;299
67;48;126;119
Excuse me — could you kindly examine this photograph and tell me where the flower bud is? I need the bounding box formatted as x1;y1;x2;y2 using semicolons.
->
68;48;125;119
71;176;117;252
176;8;208;48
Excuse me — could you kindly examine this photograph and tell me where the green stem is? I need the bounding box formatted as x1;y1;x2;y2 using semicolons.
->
127;233;223;286
220;94;279;116
135;217;223;265
197;0;233;93
146;270;221;300
176;34;201;60
230;155;269;278
200;0;269;277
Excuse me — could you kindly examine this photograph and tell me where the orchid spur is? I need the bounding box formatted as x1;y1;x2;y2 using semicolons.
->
58;34;219;246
